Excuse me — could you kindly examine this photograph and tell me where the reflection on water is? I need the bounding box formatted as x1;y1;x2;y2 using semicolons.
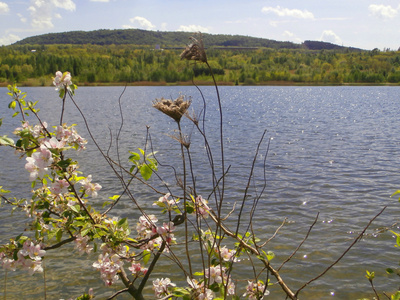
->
0;86;400;299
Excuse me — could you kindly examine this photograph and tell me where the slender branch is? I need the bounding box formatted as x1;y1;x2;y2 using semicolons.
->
60;86;67;125
137;241;167;296
106;288;129;300
278;213;319;271
236;130;268;235
177;121;192;276
369;278;380;300
295;206;387;297
43;237;75;251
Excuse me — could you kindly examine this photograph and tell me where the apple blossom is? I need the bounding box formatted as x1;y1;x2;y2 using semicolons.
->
152;277;176;298
74;234;93;255
53;71;73;90
187;277;214;300
79;175;102;198
243;280;270;300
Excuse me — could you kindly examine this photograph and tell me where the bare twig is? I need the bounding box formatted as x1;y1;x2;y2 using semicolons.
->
278;213;319;271
295;206;387;297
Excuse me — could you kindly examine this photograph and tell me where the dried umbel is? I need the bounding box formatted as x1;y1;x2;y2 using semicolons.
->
153;95;191;122
180;33;207;63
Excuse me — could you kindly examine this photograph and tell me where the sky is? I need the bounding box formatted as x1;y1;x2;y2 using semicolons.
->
0;0;399;50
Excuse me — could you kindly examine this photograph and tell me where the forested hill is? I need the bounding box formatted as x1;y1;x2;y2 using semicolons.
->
13;28;360;51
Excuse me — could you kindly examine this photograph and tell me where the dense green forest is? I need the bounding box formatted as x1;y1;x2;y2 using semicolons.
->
14;29;351;50
1;29;399;86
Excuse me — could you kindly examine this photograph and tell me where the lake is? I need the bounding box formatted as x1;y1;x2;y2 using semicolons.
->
0;85;400;299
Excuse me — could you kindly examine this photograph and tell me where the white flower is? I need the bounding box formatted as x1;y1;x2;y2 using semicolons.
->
79;175;102;197
152;278;176;298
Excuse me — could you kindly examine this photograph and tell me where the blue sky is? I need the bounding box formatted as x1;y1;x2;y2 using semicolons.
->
0;0;399;50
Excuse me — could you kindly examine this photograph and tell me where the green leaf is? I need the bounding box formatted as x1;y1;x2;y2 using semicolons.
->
172;287;190;297
266;250;275;261
129;152;140;161
140;164;153;181
0;136;14;146
392;291;400;300
138;148;145;156
81;228;91;237
108;195;120;201
117;217;127;227
69;205;80;214
142;250;151;265
59;88;65;99
8;101;16;110
365;270;375;281
387;268;394;274
56;229;63;242
48;228;60;241
193;271;204;276
57;159;72;170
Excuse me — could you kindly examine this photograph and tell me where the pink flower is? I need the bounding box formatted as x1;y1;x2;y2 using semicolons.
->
136;214;158;238
187;277;214;300
19;241;46;260
74;234;93;255
156;222;176;245
128;262;148;276
53;71;73;90
44;136;66;150
243;280;270;300
25;144;54;181
195;195;210;217
152;278;176;298
79;175;102;198
219;246;236;262
205;266;223;284
93;253;123;286
50;178;70;194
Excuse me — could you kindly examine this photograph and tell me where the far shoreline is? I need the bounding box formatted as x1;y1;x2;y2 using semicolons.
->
1;80;400;88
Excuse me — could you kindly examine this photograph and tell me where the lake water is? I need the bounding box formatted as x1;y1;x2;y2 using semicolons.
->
0;85;400;299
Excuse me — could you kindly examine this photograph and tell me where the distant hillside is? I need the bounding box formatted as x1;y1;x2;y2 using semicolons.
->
303;40;362;51
13;28;362;51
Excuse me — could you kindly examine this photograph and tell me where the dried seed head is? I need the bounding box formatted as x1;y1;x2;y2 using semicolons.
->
180;33;207;63
153;95;192;122
167;130;191;149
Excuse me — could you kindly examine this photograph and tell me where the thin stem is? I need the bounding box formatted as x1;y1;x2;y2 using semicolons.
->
177;121;193;276
43;259;47;300
3;270;6;300
60;86;67;125
369;279;380;300
278;213;319;272
295;206;387;297
205;61;225;216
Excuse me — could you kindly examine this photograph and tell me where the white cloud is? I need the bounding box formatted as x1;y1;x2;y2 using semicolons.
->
262;6;314;19
283;30;294;37
0;33;21;46
17;13;27;23
177;24;209;33
0;2;9;14
52;0;76;11
126;16;156;30
90;0;109;2
28;0;76;29
320;30;342;45
160;22;168;31
369;4;397;19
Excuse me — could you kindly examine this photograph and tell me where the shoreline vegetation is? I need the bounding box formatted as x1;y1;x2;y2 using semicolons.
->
2;80;400;88
2;29;400;87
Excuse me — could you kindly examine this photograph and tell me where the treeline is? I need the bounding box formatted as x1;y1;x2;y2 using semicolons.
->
1;43;400;86
13;29;307;49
